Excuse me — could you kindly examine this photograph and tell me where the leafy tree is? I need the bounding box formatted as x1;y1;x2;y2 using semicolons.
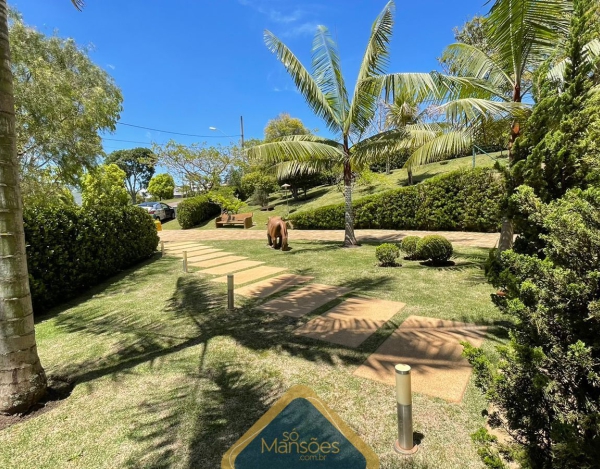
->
153;140;236;194
240;171;279;205
0;0;84;416
81;164;128;209
208;187;246;213
105;148;157;204
465;186;600;469
11;8;122;184
21;168;76;208
249;1;439;246
264;113;310;142
147;173;175;201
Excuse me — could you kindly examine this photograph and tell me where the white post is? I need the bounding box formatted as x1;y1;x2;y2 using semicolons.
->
183;251;188;273
394;364;418;455
227;275;234;311
160;241;164;257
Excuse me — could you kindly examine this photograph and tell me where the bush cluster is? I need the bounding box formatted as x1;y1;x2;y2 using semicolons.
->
375;243;400;266
416;235;453;264
400;236;421;259
24;205;159;312
289;168;504;232
176;195;221;229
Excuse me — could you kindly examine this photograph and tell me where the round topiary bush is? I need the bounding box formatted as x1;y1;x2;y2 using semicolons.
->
416;235;453;265
376;243;401;267
400;235;421;259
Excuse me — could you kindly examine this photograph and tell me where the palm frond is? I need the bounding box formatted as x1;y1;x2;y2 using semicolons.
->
264;30;341;133
548;38;600;83
405;128;474;169
312;26;349;124
71;0;85;10
273;160;338;180
350;128;411;166
275;134;343;148
436;98;529;124
247;140;344;167
345;0;395;135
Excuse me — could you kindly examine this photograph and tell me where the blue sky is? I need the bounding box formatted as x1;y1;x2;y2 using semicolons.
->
13;0;488;153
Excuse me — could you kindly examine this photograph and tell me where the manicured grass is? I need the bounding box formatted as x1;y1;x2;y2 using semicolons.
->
170;152;507;231
0;240;505;468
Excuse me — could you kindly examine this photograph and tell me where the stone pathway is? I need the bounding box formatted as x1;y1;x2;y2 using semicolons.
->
353;315;488;402
162;241;487;403
258;284;352;318
293;298;406;348
160;229;500;248
235;274;314;299
213;266;288;286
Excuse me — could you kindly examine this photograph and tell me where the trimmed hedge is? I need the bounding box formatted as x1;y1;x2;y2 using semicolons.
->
24;205;159;311
400;236;421;260
416;235;453;264
176;195;220;229
290;168;504;232
375;243;400;266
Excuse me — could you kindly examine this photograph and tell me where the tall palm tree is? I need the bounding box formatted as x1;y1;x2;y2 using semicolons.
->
0;0;83;414
249;1;440;246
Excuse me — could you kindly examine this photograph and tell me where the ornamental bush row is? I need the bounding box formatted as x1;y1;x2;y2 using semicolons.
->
176;195;221;229
290;168;504;232
24;205;159;312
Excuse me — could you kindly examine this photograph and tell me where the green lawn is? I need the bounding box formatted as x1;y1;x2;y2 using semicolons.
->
162;152;507;231
0;240;505;469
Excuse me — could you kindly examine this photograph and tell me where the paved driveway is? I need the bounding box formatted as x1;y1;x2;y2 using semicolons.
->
159;229;500;248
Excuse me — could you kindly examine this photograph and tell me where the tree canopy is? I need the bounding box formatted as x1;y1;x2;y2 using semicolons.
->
264;113;311;142
10;9;122;184
105;148;157;204
81;164;128;208
147;173;175;201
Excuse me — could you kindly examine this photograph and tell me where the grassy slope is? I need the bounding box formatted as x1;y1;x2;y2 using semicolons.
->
0;240;505;469
162;152;507;231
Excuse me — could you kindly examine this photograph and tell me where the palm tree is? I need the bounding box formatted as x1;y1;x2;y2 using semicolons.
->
249;1;439;246
0;0;83;414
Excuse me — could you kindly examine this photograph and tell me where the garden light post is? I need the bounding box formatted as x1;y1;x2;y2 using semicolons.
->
394;364;418;455
281;183;290;217
160;241;164;257
227;274;234;311
183;251;188;273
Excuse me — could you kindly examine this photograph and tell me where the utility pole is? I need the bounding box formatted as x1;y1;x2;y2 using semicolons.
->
240;115;245;148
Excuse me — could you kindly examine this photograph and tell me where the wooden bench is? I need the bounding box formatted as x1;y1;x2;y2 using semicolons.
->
215;212;253;229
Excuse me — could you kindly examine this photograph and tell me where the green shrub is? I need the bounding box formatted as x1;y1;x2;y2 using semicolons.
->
177;195;220;229
400;236;421;259
24;205;158;312
375;243;400;267
416;235;453;264
290;168;504;232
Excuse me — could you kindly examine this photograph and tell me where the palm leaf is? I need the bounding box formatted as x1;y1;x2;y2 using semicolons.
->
264;30;341;133
71;0;85;10
275;134;343;148
350;128;409;165
247;140;344;167
405;128;474;169
312;26;349;124
345;0;395;136
436;98;529;124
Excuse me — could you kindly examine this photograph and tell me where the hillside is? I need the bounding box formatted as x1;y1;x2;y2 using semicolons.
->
162;151;507;231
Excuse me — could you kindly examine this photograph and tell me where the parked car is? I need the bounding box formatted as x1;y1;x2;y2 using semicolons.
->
137;202;176;221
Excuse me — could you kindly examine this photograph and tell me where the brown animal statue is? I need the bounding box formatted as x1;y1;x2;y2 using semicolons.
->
266;216;289;251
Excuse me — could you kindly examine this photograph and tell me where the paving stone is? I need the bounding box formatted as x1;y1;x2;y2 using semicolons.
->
258;284;352;318
198;260;264;275
235;274;314;299
186;252;235;263
293;298;405;348
189;255;247;268
166;248;221;258
164;242;205;249
213;266;288;286
166;246;213;255
353;315;488;402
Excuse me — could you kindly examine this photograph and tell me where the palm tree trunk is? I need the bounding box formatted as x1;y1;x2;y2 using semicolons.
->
342;139;357;247
0;0;47;414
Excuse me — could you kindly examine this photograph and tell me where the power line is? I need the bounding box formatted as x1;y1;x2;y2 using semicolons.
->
117;122;239;138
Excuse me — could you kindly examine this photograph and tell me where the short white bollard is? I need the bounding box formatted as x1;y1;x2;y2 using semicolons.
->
183;251;188;273
160;241;164;257
227;274;234;311
394;364;418;455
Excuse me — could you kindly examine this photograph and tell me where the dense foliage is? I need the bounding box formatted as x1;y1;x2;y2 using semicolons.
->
415;235;453;264
81;164;129;209
105;148;157;204
24;205;158;311
147;173;175;200
176;195;221;229
466;186;600;469
400;236;421;260
375;243;400;267
290;168;504;232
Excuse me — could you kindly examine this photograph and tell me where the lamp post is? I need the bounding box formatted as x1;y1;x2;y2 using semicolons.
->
281;183;291;218
209;115;245;148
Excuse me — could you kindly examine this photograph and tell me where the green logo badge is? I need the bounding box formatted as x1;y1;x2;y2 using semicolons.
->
222;385;379;468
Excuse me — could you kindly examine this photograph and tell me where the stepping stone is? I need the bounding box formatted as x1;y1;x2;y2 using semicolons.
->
213;266;288;286
353;315;488;403
259;284;352;318
166;248;220;258
167;246;213;255
189;255;247;268
187;252;235;263
165;242;204;249
235;274;314;299
198;260;264;275
293;298;405;348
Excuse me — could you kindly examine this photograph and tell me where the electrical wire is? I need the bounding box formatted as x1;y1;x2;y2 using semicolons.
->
117;122;239;138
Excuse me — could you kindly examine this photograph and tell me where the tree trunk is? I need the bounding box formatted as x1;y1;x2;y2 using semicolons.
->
386;155;390;175
0;0;47;414
407;168;413;186
342;139;358;247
